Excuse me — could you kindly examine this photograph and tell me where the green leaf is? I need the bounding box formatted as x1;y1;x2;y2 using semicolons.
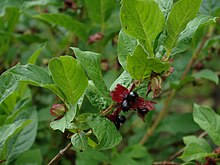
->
71;48;110;100
76;147;108;165
173;15;217;55
49;56;88;104
15;149;42;165
120;0;165;43
164;0;202;50
86;81;111;111
0;0;28;14
155;0;173;19
71;132;88;151
127;45;170;80
4;109;38;163
183;136;212;152
50;104;76;133
112;144;153;165
200;0;220;16
157;113;200;134
117;29;137;70
193;104;220;145
0;73;18;104
180;143;216;162
110;71;132;91
87;114;122;150
4;64;65;100
33;14;87;41
193;69;219;85
84;0;115;23
28;43;46;64
5;98;31;124
0;120;31;158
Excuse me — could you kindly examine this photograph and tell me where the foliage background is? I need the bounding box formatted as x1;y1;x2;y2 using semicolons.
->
0;0;220;164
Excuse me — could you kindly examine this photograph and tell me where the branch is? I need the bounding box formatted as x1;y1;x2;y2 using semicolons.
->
48;142;72;165
153;161;180;165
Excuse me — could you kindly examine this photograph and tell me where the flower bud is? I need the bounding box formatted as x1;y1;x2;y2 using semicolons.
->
151;76;162;98
50;104;66;117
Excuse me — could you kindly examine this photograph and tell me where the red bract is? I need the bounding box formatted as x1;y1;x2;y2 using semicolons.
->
132;97;155;110
110;84;129;103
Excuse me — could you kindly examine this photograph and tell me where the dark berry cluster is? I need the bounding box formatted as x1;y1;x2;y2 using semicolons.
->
107;84;156;129
121;91;139;112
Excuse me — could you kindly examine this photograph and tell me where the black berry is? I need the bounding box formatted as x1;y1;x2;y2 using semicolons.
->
114;120;120;129
121;100;130;112
126;91;138;102
138;108;149;116
116;115;126;124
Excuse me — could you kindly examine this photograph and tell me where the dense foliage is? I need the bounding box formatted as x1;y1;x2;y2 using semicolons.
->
0;0;220;164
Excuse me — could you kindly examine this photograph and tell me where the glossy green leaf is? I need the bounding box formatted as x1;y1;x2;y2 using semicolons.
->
49;56;88;104
84;0;115;23
164;0;202;50
50;104;76;133
0;120;31;158
87;114;122;150
127;45;170;80
173;15;217;55
5;98;31;124
4;64;65;100
72;48;110;100
86;81;111;111
4;109;38;163
110;71;132;91
193;69;219;85
155;0;173;19
180;143;216;162
0;73;18;104
71;132;88;151
193;104;220;145
120;0;165;42
117;29;137;70
33;14;87;41
183;136;211;152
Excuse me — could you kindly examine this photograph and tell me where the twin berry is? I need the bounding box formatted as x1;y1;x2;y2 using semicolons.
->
121;91;139;112
109;84;156;129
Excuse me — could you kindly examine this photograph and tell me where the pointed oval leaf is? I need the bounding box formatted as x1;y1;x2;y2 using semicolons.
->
84;0;115;23
71;48;110;100
193;69;219;85
49;56;88;104
173;15;217;55
71;132;88;151
33;14;87;41
193;104;220;145
126;45;170;80
117;29;137;70
87;114;122;150
86;81;111;111
0;73;18;104
120;0;165;42
164;0;202;50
